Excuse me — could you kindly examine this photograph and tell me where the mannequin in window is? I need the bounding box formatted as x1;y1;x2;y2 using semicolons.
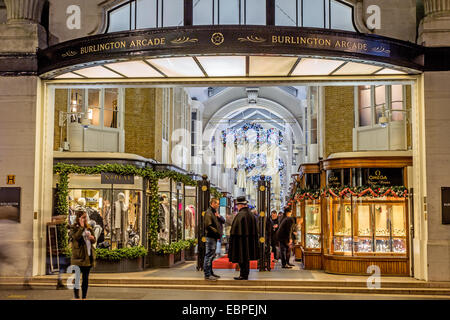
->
113;192;129;246
102;199;111;238
185;205;196;239
171;198;178;241
159;195;170;244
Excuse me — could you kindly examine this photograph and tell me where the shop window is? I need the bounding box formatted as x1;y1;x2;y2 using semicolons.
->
305;200;321;249
327;196;407;256
157;178;185;244
67;175;143;250
275;0;356;32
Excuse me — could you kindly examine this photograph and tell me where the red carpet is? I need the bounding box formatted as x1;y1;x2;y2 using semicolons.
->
213;254;275;270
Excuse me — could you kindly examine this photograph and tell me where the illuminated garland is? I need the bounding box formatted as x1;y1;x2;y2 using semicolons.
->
292;185;408;202
221;123;284;147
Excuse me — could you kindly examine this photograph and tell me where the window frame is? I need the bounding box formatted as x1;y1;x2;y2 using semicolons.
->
104;0;357;33
355;85;407;129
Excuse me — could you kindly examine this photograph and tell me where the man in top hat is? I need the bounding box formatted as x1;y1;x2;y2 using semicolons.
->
228;196;259;280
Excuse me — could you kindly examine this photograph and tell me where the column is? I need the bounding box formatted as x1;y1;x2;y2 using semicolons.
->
417;0;450;281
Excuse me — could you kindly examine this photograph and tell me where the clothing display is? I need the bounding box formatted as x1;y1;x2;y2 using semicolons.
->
184;205;196;238
237;169;246;189
159;196;170;244
113;193;129;245
224;132;237;169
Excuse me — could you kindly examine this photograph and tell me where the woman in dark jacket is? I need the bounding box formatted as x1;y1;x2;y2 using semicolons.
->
70;210;96;300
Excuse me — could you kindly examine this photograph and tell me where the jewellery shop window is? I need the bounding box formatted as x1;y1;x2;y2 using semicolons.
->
157;178;185;245
327;196;407;256
305;200;321;251
328;197;352;255
184;184;197;240
66;174;143;250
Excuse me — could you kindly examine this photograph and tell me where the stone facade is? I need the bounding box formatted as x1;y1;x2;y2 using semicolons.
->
324;86;355;159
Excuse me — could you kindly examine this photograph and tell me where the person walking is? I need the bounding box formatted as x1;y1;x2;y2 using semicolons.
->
277;207;296;269
228;196;259;280
69;210;96;300
270;210;280;262
203;198;221;281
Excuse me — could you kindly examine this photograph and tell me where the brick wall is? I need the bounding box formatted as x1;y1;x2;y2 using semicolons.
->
124;88;158;160
324;86;354;158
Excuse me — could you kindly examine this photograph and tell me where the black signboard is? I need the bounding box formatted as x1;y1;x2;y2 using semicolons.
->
101;172;134;185
37;25;425;78
0;187;21;223
327;170;341;188
353;168;403;187
442;187;450;225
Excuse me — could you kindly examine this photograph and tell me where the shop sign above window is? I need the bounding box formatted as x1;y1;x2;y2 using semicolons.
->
101;172;135;184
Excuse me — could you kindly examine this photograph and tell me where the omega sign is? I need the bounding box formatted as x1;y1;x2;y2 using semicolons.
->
368;170;389;186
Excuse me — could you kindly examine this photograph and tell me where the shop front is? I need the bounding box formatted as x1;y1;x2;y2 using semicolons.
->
322;155;411;275
291;164;322;269
292;154;412;275
50;154;200;273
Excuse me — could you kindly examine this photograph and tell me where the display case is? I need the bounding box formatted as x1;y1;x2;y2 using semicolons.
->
65;174;143;250
305;200;321;250
322;155;411;275
184;184;197;240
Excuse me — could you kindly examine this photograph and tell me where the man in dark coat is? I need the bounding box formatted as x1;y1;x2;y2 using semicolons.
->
270;210;280;261
276;207;296;268
228;196;259;280
203;198;221;281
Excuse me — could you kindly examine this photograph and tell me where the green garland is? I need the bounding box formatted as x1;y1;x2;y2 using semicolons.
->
53;163;200;259
291;185;408;203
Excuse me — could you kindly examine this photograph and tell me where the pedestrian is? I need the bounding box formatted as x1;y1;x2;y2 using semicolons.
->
214;205;226;257
276;207;296;269
69;209;96;300
270;210;280;262
203;198;221;281
228;196;259;280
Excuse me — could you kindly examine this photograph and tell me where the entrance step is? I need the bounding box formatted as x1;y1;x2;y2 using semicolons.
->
2;277;450;297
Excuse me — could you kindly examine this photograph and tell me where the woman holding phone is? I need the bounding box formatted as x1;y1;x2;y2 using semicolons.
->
70;209;96;300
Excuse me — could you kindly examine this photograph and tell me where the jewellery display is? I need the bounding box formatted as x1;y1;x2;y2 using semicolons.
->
392;238;406;253
306;234;321;249
355;238;372;252
333;237;352;252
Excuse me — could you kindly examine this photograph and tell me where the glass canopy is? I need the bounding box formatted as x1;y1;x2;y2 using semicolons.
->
54;55;411;80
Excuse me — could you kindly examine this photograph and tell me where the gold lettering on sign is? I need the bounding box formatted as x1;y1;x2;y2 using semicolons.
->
80;41;127;55
129;38;166;48
271;35;369;52
272;36;332;47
